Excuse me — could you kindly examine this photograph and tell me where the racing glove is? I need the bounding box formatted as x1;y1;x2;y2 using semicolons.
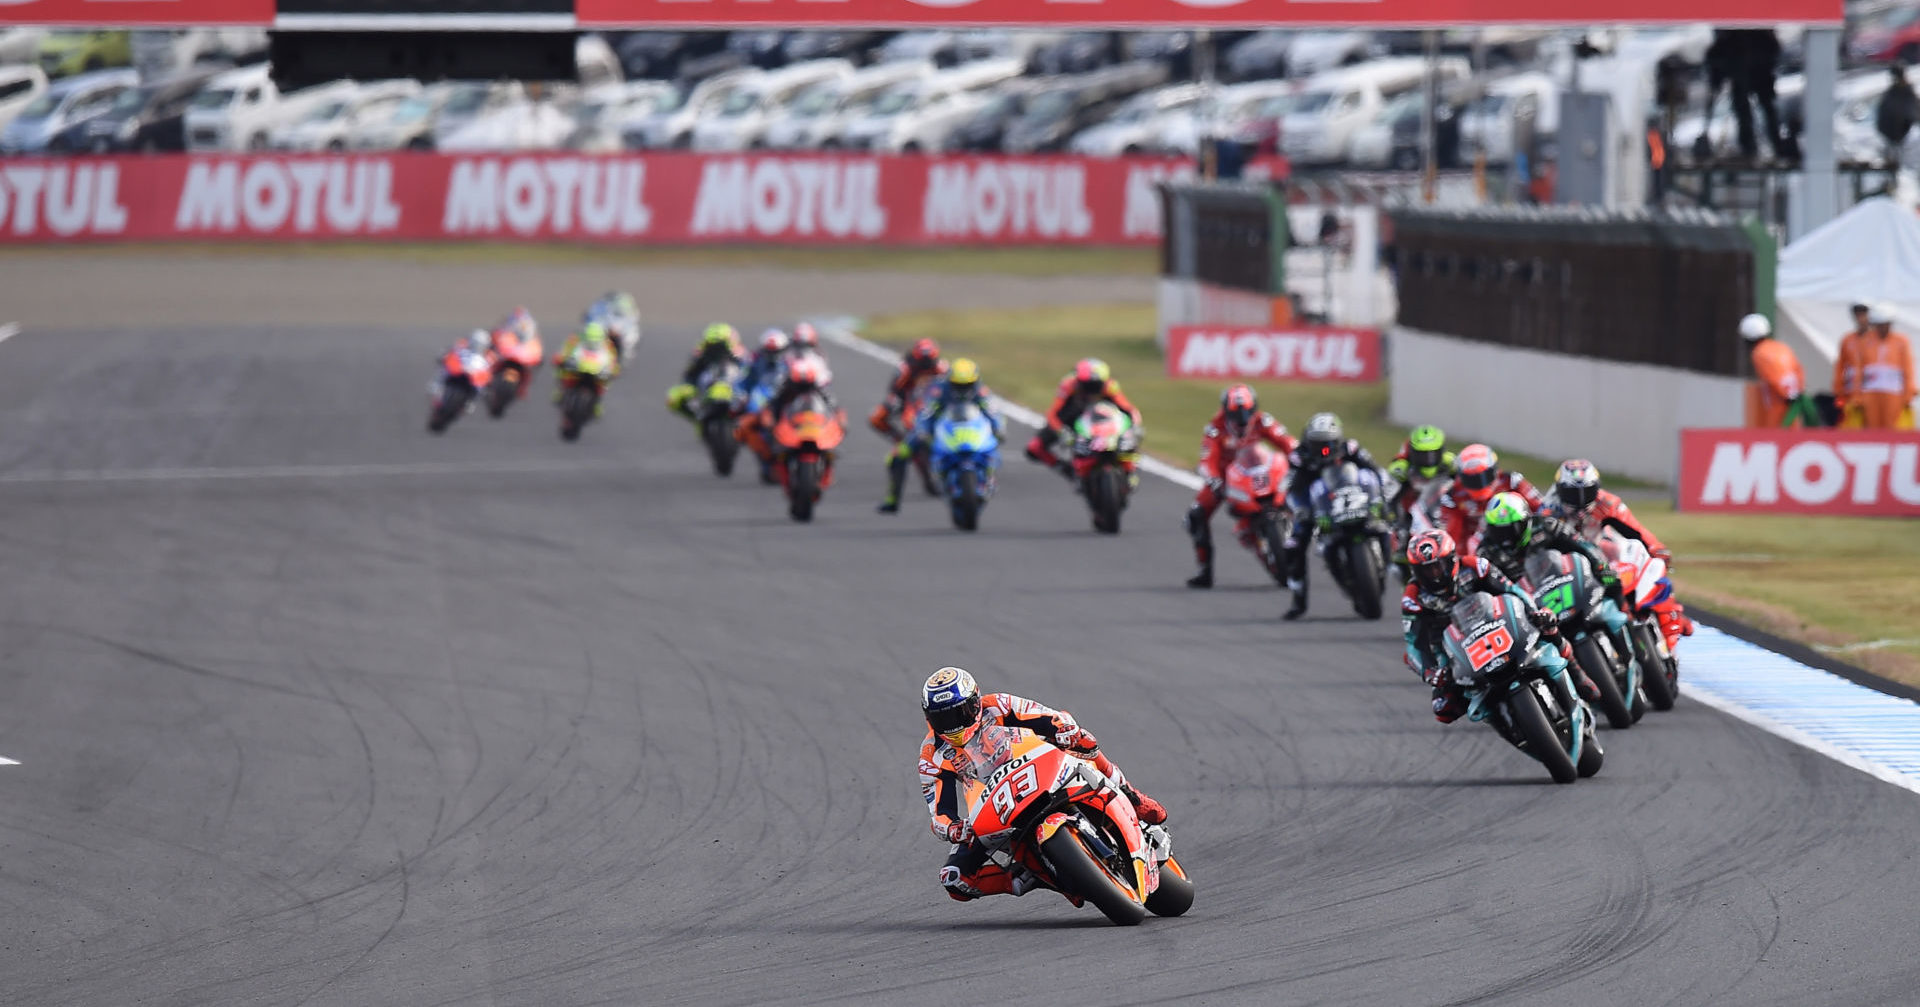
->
1053;725;1098;756
1421;665;1450;688
1529;607;1561;633
938;819;972;844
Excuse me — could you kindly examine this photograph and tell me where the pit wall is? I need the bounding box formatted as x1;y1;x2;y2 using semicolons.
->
0;152;1219;245
1388;326;1745;485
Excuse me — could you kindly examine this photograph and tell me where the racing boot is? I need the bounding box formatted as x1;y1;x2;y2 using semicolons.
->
1185;506;1214;588
1124;785;1169;825
876;455;908;514
1282;580;1309;621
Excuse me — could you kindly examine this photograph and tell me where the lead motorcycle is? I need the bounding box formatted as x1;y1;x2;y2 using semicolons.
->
957;724;1193;926
1442;591;1603;784
1071;403;1141;534
769;389;846;522
1309;461;1393;619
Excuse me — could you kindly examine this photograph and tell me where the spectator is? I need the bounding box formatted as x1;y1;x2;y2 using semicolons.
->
1741;313;1819;428
1855;302;1916;429
1876;64;1918;168
1706;30;1786;161
1833;301;1872;426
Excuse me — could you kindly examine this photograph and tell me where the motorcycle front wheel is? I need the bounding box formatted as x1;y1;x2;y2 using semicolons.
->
951;467;980;531
1346;537;1383;620
1506;684;1578;784
428;382;471;433
1573;635;1634;729
1632;620;1678;711
1040;827;1146;926
788;455;820;522
1144;857;1195;918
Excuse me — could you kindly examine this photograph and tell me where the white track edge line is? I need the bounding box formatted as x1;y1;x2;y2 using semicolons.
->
0;323;20;346
815;316;1920;799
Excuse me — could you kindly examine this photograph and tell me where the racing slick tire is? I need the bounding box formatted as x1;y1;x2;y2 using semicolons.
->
1508;686;1578;784
1040;828;1146;926
1143;857;1195;918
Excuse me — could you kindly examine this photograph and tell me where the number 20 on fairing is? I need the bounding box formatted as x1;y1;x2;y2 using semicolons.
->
990;764;1041;817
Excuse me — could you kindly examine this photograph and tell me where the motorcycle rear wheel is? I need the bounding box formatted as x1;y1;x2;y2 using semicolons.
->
703;414;737;477
1506;685;1578;784
1040;828;1146;926
1144;856;1194;918
1347;538;1383;620
1575;636;1634;730
952;468;980;531
1633;621;1678;711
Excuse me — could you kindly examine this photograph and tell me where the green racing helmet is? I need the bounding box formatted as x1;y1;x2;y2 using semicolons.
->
1480;491;1533;553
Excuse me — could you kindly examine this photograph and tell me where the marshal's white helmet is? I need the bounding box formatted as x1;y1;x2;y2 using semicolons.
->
1738;313;1772;340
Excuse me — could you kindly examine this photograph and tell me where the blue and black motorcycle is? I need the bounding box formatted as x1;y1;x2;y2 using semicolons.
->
930;400;1000;532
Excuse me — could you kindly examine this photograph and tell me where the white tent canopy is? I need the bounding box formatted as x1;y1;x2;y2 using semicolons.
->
1775;197;1920;391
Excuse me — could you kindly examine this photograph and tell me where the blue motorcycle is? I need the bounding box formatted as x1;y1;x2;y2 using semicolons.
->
929;400;1000;531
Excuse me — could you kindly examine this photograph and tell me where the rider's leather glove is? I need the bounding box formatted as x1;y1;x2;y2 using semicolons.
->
941;819;972;844
1422;665;1450;687
1529;607;1560;632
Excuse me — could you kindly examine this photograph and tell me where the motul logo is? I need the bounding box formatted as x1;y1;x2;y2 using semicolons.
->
174;159;400;234
1698;440;1920;507
0;164;127;236
923;161;1090;239
1165;326;1381;382
690;158;884;238
443;158;651;236
1123;163;1189;238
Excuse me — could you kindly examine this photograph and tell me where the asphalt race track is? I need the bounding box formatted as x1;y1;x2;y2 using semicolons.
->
2;322;1918;1006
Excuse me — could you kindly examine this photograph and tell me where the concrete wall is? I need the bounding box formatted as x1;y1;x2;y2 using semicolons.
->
1389;327;1746;485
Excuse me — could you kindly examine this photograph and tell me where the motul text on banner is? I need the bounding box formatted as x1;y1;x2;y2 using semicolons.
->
1678;429;1920;516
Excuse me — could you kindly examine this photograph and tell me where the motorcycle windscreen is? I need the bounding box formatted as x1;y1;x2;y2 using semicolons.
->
1445;593;1516;687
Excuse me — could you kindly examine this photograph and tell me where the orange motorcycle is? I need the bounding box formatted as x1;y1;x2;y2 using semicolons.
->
769;391;846;522
486;327;545;418
428;345;493;434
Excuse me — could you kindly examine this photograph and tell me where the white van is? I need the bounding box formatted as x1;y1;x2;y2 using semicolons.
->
0;65;49;133
620;67;760;149
1279;57;1467;166
834;58;1021;153
269;79;420;152
184;63;352;151
762;60;932;149
691;58;853;151
1458;71;1560;166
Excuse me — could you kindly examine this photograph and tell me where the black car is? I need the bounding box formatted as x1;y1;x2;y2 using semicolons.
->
728;30;792;69
615;31;728;80
947;78;1054;152
54;67;219;153
1026;32;1119;76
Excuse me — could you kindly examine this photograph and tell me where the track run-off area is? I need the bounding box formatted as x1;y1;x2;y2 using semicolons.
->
1;318;1918;1006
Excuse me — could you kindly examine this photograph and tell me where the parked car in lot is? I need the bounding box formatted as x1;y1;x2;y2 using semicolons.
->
0;29;49;68
569;79;678;151
1278;57;1465;166
1154;78;1298;155
1001;63;1165;153
1068;82;1203;155
1457;71;1559;166
1026;32;1118;76
946;76;1056;151
53;66;221;153
1224;30;1295;81
876;31;962;68
350;82;452;150
130;29;266;80
614;30;727;80
621;67;758;148
1348;89;1465;170
38;30;130;78
1847;4;1920;64
0;66;49;135
835;58;1021;152
761;59;930;149
782;31;892;66
1285;32;1379;77
692;58;853;150
0;68;135;154
270;79;420;152
439;89;581;151
185;63;328;151
429;80;526;149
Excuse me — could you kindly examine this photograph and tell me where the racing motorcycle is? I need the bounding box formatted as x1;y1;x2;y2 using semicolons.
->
957;724;1193;926
556;345;614;443
769;390;846;522
485;328;544;419
1222;442;1291;586
1523;548;1643;730
427;345;492;434
693;360;743;477
737;368;786;485
1309;462;1392;619
1442;591;1603;784
1071;403;1141;534
930;400;999;532
1596;528;1681;711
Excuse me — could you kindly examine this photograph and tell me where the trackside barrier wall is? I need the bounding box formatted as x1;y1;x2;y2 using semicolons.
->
0;152;1199;245
1390;326;1745;483
1156;179;1291;344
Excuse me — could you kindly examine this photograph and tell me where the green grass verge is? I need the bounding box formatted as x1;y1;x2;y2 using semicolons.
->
0;243;1159;277
863;301;1920;688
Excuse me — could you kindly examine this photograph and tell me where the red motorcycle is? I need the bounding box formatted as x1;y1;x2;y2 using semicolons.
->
427;346;492;434
1222;442;1292;586
956;724;1193;926
770;390;847;522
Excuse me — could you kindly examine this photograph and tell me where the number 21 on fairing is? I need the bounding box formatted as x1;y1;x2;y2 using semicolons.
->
990;764;1040;817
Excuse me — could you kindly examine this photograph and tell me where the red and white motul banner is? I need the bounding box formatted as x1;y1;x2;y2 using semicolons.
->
1679;429;1920;516
1164;325;1381;383
0;153;1196;245
0;0;271;25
